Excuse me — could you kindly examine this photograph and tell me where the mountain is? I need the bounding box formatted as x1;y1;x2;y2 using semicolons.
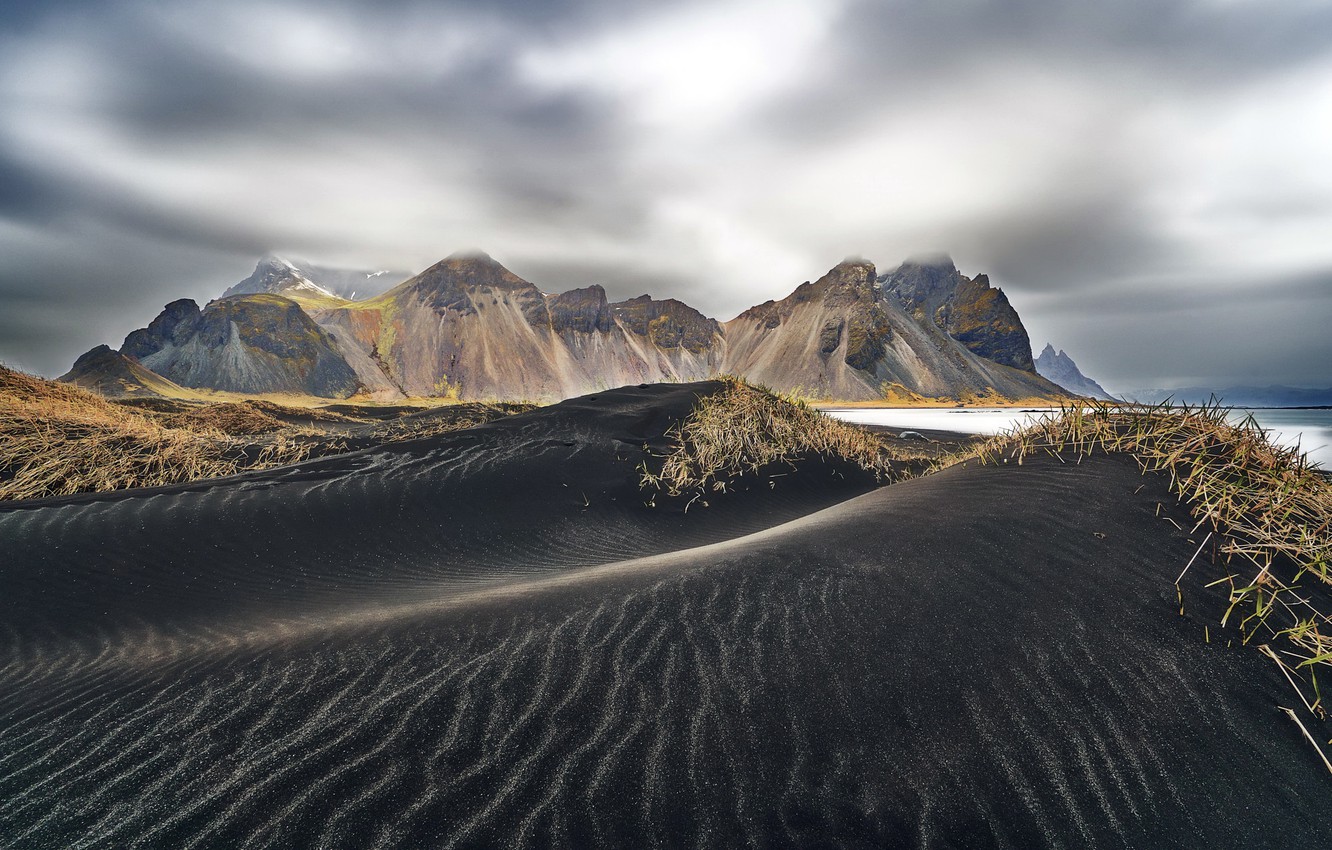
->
83;251;1070;403
1034;344;1115;400
311;252;724;400
723;259;1063;401
1126;385;1332;408
223;255;412;304
879;255;1035;371
120;294;362;397
58;344;191;399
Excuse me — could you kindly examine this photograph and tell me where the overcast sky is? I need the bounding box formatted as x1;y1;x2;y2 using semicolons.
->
2;0;1330;390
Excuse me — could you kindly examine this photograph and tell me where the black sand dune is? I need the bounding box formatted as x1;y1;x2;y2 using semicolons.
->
1;383;1329;848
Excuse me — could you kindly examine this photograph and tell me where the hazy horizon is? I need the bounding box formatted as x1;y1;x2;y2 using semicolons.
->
2;0;1330;390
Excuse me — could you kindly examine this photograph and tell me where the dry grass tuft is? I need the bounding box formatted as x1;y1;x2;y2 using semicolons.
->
966;400;1332;711
640;376;895;499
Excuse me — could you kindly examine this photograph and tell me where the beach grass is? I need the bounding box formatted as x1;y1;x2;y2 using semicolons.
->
639;375;898;500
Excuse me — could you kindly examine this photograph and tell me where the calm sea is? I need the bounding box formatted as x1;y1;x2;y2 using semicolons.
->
825;407;1332;471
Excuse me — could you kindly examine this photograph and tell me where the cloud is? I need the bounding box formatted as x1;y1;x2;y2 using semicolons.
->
0;0;1329;388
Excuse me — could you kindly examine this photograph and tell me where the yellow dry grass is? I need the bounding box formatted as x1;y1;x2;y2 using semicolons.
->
640;376;896;499
0;365;537;502
164;402;287;435
0;365;312;501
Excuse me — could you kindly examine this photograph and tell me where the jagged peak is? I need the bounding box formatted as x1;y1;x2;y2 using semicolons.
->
1036;344;1075;364
243;254;305;284
255;253;299;272
224;255;339;301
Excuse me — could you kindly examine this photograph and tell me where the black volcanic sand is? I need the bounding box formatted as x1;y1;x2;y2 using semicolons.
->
2;383;1330;848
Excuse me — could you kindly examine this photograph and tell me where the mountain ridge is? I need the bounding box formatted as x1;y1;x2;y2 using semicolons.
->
68;251;1074;403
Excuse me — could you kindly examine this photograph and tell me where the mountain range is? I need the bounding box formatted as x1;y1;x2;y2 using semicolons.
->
63;252;1077;403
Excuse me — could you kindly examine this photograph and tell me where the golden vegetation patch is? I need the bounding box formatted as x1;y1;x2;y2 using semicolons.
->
967;401;1332;719
639;376;898;500
164;402;287;435
0;365;534;502
0;365;312;501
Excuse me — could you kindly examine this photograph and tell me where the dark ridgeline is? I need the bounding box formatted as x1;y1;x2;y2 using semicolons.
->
1;382;1329;847
65;251;1073;402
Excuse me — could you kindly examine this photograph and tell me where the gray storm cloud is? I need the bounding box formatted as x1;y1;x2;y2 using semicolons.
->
1;0;1330;391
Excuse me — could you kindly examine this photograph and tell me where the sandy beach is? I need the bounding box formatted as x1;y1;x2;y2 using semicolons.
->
1;381;1329;848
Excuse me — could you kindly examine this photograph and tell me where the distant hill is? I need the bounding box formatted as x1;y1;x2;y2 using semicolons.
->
1034;344;1115;400
1126;385;1332;408
58;345;190;399
65;251;1072;403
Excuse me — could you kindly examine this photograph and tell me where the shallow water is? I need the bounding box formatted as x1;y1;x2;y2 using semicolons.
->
826;406;1332;470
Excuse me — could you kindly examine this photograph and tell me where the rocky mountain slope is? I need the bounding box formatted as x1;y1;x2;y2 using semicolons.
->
312;252;724;400
73;251;1069;403
723;259;1061;401
879;256;1034;371
119;294;362;397
1034;343;1115;400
